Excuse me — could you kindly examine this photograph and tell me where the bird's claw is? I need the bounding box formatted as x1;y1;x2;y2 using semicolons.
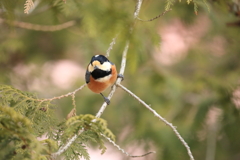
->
104;97;110;105
117;74;124;81
100;93;110;105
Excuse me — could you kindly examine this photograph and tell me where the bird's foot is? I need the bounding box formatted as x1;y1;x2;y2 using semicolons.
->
103;97;110;105
100;93;110;105
117;74;124;81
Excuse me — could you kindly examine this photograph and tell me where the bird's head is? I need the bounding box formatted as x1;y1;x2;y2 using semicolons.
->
88;55;112;73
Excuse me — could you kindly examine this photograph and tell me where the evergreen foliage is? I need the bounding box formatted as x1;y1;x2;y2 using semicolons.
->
0;85;56;137
0;106;46;160
24;0;34;14
0;85;115;159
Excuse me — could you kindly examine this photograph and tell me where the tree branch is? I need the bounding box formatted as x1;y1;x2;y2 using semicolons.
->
117;83;195;160
134;0;143;19
137;9;172;22
105;35;118;58
39;83;87;102
0;18;76;31
100;133;155;158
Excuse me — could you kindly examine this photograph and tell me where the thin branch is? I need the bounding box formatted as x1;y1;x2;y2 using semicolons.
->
39;83;87;102
137;9;172;22
71;94;77;109
0;18;76;31
134;0;143;19
117;83;195;160
105;35;118;58
100;133;155;158
117;41;129;78
66;95;77;119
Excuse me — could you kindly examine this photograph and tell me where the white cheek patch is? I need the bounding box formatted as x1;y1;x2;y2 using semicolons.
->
95;55;99;57
96;74;112;82
98;62;111;71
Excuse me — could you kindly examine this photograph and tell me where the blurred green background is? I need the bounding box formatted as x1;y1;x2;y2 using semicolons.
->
1;0;240;159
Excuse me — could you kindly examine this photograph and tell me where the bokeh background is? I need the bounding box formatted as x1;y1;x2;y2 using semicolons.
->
1;0;240;159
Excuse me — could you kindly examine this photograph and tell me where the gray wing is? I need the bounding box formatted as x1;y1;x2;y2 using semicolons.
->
85;70;91;83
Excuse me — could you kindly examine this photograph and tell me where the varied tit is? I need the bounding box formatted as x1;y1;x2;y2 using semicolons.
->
85;55;118;105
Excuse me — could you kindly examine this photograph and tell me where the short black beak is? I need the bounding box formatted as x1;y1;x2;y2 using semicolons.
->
94;66;99;70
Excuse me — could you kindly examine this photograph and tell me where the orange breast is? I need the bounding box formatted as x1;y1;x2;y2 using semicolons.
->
87;65;117;93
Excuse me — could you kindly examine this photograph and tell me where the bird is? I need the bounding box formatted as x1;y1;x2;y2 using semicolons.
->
85;55;120;105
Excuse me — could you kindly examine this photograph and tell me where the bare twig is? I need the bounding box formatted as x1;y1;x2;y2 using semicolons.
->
117;41;129;79
137;9;172;22
0;18;76;31
105;35;118;58
100;133;155;158
39;83;87;102
117;83;195;160
66;95;77;119
134;0;143;19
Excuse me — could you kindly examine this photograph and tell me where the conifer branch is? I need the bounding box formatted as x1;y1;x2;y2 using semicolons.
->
117;83;195;160
165;0;175;11
0;18;76;31
71;94;76;109
51;129;84;158
187;0;192;4
24;0;34;14
100;133;155;158
193;1;198;15
66;95;77;119
137;9;172;22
